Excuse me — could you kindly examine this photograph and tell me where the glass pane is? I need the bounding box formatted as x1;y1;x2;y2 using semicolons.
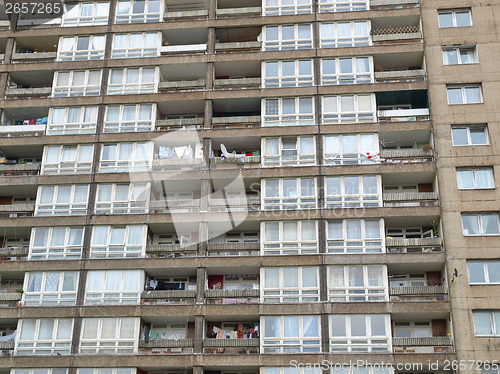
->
20;320;37;340
56;319;73;340
481;214;499;235
487;261;500;283
475;169;494;188
455;11;472;27
283;267;299;288
456;170;474;189
447;87;463;104
473;312;492;335
283;221;298;241
470;127;487;145
451;127;469;145
38;319;54;340
465;86;481;103
283;316;299;337
350;315;366;336
462;215;480;235
443;49;458;65
302;267;317;287
371;315;386;336
365;220;380;239
330;315;346;336
346;220;361;239
438;12;454;27
467;261;485;283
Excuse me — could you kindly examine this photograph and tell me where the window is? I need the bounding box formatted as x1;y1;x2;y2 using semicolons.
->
263;60;314;88
323;134;379;165
115;0;162;23
23;272;78;306
95;183;149;214
447;84;482;104
80;317;139;354
473;311;500;336
104;104;155;133
262;136;315;167
262;25;313;51
262;178;317;210
100;142;152;172
77;370;136;374
52;70;102;97
90;225;146;258
467;261;500;284
57;35;106;61
451;125;489;146
438;9;472;28
327;219;384;253
13;370;68;374
328;265;388;302
457;168;494;189
442;46;477;65
85;270;143;304
322;94;376;124
263;0;312;16
108;67;158;95
111;32;160;58
262;221;317;255
262;315;320;353
320;21;370;48
325;175;381;208
329;314;390;352
262;267;319;302
462;213;500;236
29;227;84;260
42;145;94;174
331;369;392;374
263;368;321;374
318;0;368;13
47;106;98;135
16;319;73;355
35;185;89;216
321;57;373;85
62;2;109;26
263;97;314;127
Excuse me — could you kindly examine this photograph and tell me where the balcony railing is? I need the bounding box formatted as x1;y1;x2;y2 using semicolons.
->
206;242;260;257
205;289;260;304
393;336;454;354
215;41;261;52
208;197;260;212
155;118;203;131
375;69;426;83
372;26;422;43
211;155;261;169
5;87;52;99
370;0;419;9
212;116;261;129
378;108;430;122
149;199;200;213
383;192;438;207
164;9;208;20
141;290;196;305
146;243;198;258
216;7;261;18
152;158;204;170
11;52;57;63
381;148;434;163
159;80;206;92
0;292;21;307
0;203;35;217
386;237;443;253
0;341;15;350
0;124;46;137
390;285;448;301
0;163;40;176
213;77;260;90
203;338;259;354
0;245;29;259
161;44;207;54
139;338;193;354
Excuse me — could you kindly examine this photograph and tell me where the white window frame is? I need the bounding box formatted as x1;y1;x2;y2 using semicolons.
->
389;273;427;287
29;227;84;260
331;368;393;374
62;2;109;26
462;213;500;236
15;319;74;355
325;175;382;208
77;369;136;374
41;145;94;175
262;97;314;127
473;311;500;336
23;271;79;306
103;104;156;133
261;221;318;255
262;178;317;210
467;260;500;285
456;168;494;190
115;0;162;23
262;136;316;167
47;106;98;135
328;265;388;302
85;270;143;305
329;314;391;352
318;0;368;13
99;142;153;173
107;67;159;95
262;368;322;374
263;0;312;16
262;60;314;88
12;370;69;374
90;225;147;258
446;84;483;105
52;70;102;97
262;25;313;51
323;134;379;165
393;321;432;338
322;94;376;124
442;46;478;65
35;185;90;216
320;21;371;48
111;32;160;59
261;315;321;353
57;35;106;61
327;219;385;254
438;9;472;28
261;266;319;303
321;57;373;85
451;125;489;146
79;317;139;354
95;183;150;214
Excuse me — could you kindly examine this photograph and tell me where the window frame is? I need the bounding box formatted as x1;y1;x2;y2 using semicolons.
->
325;175;382;208
467;260;500;285
262;24;313;51
263;0;312;16
15;318;74;355
99;142;153;173
52;70;102;97
456;167;494;190
62;2;109;26
261;266;320;303
57;35;106;61
262;60;314;88
261;221;318;255
35;185;90;216
115;0;163;24
442;46;478;65
451;125;489;146
327;219;385;254
262;177;317;210
107;67;159;95
462;213;500;236
79;317;139;354
261;315;321;353
23;271;79;306
94;183;150;214
29;226;84;260
321;56;373;85
41;144;94;175
328;265;388;302
323;133;379;165
319;21;371;48
318;0;368;13
438;9;473;28
47;106;98;135
103;104;156;133
262;97;314;127
446;84;483;105
473;310;500;336
90;225;147;258
262;136;316;167
322;94;376;124
110;32;160;59
85;270;144;305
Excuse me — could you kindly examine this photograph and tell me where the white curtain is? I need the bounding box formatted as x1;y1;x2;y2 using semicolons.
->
44;272;60;292
475;169;493;188
60;37;75;52
110;227;126;245
62;147;77;162
348;266;364;287
123;270;140;291
82;318;99;339
73;185;89;203
126;69;140;84
27;273;42;292
265;222;280;241
97;185;113;202
300;178;314;196
326;177;340;196
265;138;280;156
139;104;152;120
337;22;351;37
92;36;105;51
302;316;318;337
96;3;110;17
344;176;359;195
123;105;136;121
329;267;344;288
367;266;383;287
50;228;66;246
33;228;49;247
456;170;474;189
481;214;499;235
354;21;369;36
78;145;94;162
301;221;316;240
20;320;37;340
356;57;370;73
144;33;158;47
116;1;130;14
51;108;66;124
342;135;357;153
283;222;298;241
131;183;147;201
127;225;144;245
302;267;317;287
45;146;60;163
324;135;339;153
62;272;78;292
106;106;120;122
283;267;298;288
87;71;101;86
360;134;377;153
265;268;280;288
346;220;361;240
56;72;70;87
118;144;133;161
56;186;71;203
364;220;380;239
119;318;136;339
101;318;118;339
92;227;109;246
142;68;155;83
110;70;123;85
473;312;492;335
87;271;105;291
328;221;343;239
105;271;122;291
321;23;335;39
283;316;299;337
38;319;54;340
56;319;73;340
300;137;314;154
113;34;127;49
69;228;84;246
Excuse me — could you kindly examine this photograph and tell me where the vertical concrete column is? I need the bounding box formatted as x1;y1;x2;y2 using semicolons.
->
196;267;206;303
319;264;328;303
0;38;16;99
207;28;216;55
70;317;83;355
193;367;203;374
204;99;213;129
200;178;211;212
320;314;329;354
208;0;216;19
206;62;214;90
194;314;205;353
198;221;209;256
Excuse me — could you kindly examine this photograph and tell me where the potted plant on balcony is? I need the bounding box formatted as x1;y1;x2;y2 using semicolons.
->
431;220;439;237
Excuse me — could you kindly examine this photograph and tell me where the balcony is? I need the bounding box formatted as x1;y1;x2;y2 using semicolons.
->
141;290;196;305
159;80;206;92
149;199;201;213
161;44;207;55
212;116;261;129
386;237;443;253
152;158;204;170
164;9;208;20
205;289;260;304
0;163;40;176
383;192;438;207
206;242;259;257
0;340;15;350
211;155;261;169
390;285;448;301
139;338;194;354
381;148;434;163
375;69;426;83
378;108;430;122
215;41;261;53
0;124;46;137
370;0;420;10
213;77;260;90
216;7;261;18
0;203;35;217
203;338;259;354
208;196;260;212
372;26;422;44
0;291;21;307
11;52;57;63
146;243;198;258
5;87;51;99
0;244;29;260
393;336;454;354
155;118;204;131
